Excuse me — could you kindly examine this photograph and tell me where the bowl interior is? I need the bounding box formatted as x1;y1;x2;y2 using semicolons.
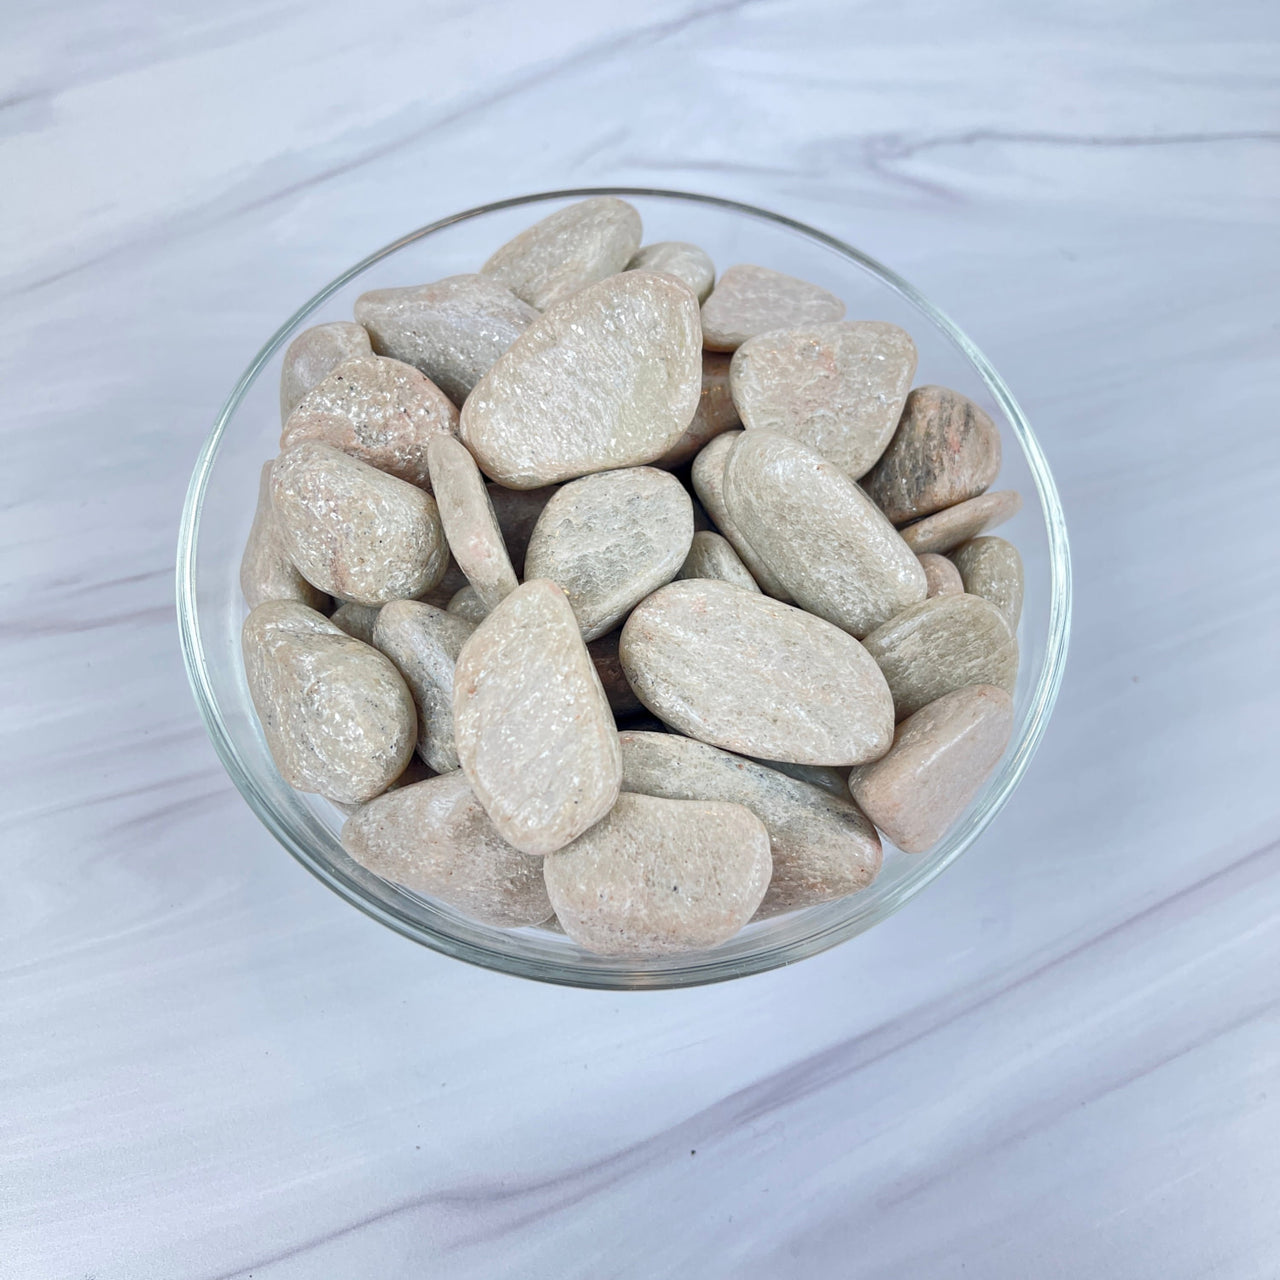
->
177;188;1070;989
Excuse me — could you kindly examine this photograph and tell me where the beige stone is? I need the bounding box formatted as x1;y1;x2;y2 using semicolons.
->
447;584;488;624
270;442;448;606
899;490;1022;555
862;593;1019;718
524;468;694;641
240;461;329;611
481;196;642;310
279;321;372;421
543;792;771;956
677;530;759;593
426;434;518;613
453;580;621;855
862;386;1003;524
342;772;551;927
627;241;715;302
485;483;557;578
619;732;880;918
620;580;894;765
848;685;1014;853
730;321;916;479
653;351;741;468
690;432;791;600
701;264;845;352
951;536;1024;630
372;599;476;773
918;552;963;598
461;272;701;488
280;355;458;490
354;274;538;405
723;431;927;636
330;601;381;646
242;601;415;805
587;630;644;719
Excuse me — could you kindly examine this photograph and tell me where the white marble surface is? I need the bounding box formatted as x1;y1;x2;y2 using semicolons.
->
5;2;1280;1275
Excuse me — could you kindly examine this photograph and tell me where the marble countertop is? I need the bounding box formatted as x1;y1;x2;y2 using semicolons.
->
5;2;1279;1275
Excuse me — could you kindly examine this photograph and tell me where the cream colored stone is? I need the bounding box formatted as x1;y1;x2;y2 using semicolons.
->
951;536;1024;630
588;630;644;719
342;772;551;927
653;351;742;468
240;461;329;611
723;430;927;636
701;264;845;352
485;483;557;577
242;601;415;805
861;593;1019;718
453;579;621;855
619;731;880;918
447;584;488;624
330;602;381;646
524;468;694;641
918;552;964;598
899;490;1022;555
372;599;476;773
863;385;1003;524
627;241;715;301
461;272;701;488
848;685;1014;853
543;792;770;956
354;275;537;404
279;321;372;421
619;580;894;765
481;196;642;310
730;321;916;479
270;442;448;606
676;530;760;593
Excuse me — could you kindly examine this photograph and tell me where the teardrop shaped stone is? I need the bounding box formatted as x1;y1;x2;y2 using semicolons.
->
279;322;371;421
951;536;1024;629
627;240;715;301
701;264;845;352
240;460;329;611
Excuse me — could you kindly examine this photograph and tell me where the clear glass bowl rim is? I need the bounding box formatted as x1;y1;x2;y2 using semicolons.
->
176;186;1072;990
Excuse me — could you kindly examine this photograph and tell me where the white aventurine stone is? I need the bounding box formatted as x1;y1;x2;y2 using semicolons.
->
447;584;489;624
627;241;715;302
899;490;1022;555
918;553;964;598
279;322;372;421
240;460;329;611
329;602;381;646
701;264;845;352
676;530;760;593
951;536;1024;630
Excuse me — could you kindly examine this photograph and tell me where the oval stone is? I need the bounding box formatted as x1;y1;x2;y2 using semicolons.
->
460;272;702;488
899;489;1022;555
543;792;771;956
848;685;1014;853
619;579;894;765
453;579;622;855
951;536;1024;629
918;552;964;598
723;430;927;636
354;274;538;405
240;460;329;611
700;264;845;352
627;240;715;301
242;601;415;805
653;351;741;468
862;385;1003;524
480;196;642;310
619;731;881;918
524;467;694;641
730;321;916;479
677;530;759;593
861;593;1019;718
279;354;458;490
279;321;371;421
485;483;557;578
270;442;449;606
342;772;551;927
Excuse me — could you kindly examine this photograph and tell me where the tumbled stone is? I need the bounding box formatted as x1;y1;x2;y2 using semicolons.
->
279;321;372;421
848;685;1014;853
676;530;759;593
447;584;488;624
620;580;894;765
461;272;701;488
899;490;1022;555
426;434;518;612
724;431;927;636
627;241;715;302
354;274;538;404
951;536;1024;630
863;386;1003;523
588;630;644;718
524;468;694;640
654;351;741;468
861;593;1019;718
342;772;551;926
240;461;329;611
270;442;448;606
543;792;770;956
372;599;476;773
690;432;791;600
330;601;381;646
730;321;916;479
619;732;880;918
453;579;621;855
701;264;845;352
481;196;642;310
918;552;963;598
485;483;557;577
242;601;415;804
279;355;458;490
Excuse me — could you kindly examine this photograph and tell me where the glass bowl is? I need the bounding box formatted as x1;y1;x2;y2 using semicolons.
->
177;188;1071;990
